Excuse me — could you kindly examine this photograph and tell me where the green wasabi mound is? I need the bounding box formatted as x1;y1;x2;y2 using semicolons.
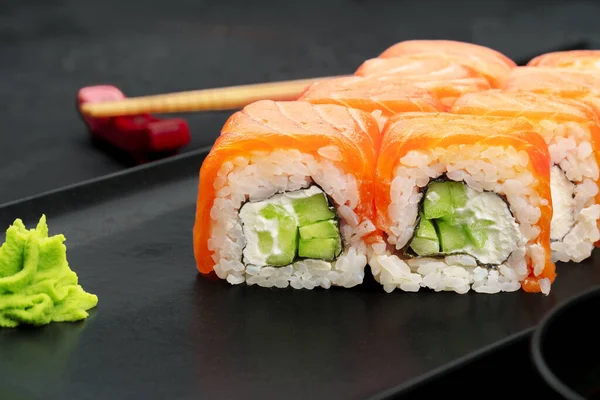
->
0;215;98;328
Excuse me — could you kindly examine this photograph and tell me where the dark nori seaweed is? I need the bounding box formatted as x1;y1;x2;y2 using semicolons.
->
401;175;518;268
238;182;344;267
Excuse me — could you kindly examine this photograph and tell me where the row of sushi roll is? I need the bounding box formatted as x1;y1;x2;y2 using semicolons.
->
193;40;600;295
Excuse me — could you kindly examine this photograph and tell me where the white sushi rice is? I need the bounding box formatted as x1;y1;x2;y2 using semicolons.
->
207;147;374;289
538;120;600;262
370;144;551;295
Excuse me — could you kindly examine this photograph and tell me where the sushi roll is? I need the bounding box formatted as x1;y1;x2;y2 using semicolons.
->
355;54;484;80
376;40;517;87
355;56;490;108
370;112;556;295
528;50;600;71
298;75;444;129
503;67;600;115
193;100;379;289
452;90;600;262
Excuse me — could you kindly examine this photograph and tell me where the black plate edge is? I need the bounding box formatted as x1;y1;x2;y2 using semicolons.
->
530;285;600;400
366;327;535;399
0;147;212;227
0;145;577;399
371;280;600;399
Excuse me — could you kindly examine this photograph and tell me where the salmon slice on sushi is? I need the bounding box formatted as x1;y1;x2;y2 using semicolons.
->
193;100;380;290
370;112;555;295
503;67;600;115
355;54;484;80
377;40;517;87
298;76;444;129
355;56;490;108
452;90;600;262
528;50;600;71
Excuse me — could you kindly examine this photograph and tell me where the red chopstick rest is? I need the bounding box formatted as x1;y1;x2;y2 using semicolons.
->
76;85;191;163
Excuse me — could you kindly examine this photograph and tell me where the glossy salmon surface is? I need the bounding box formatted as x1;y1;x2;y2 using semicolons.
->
194;100;380;274
377;112;555;293
299;76;445;117
377;40;516;87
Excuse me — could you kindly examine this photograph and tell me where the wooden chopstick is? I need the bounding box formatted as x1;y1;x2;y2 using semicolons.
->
80;76;346;118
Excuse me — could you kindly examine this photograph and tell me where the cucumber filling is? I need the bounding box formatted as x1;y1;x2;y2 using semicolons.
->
549;165;576;242
408;179;521;265
239;186;343;267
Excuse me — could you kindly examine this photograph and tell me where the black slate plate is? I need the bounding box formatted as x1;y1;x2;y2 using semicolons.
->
1;148;600;400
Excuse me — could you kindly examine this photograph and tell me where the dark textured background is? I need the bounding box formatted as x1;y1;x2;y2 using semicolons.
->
1;1;599;397
2;0;600;204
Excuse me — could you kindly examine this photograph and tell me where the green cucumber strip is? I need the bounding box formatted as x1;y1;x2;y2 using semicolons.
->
240;187;345;266
257;231;274;254
298;238;340;260
259;203;283;220
436;219;470;253
414;216;438;240
260;204;298;266
266;252;295;266
423;182;454;219
299;220;339;240
292;193;336;226
448;181;468;209
464;220;494;249
410;237;440;256
407;180;516;262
